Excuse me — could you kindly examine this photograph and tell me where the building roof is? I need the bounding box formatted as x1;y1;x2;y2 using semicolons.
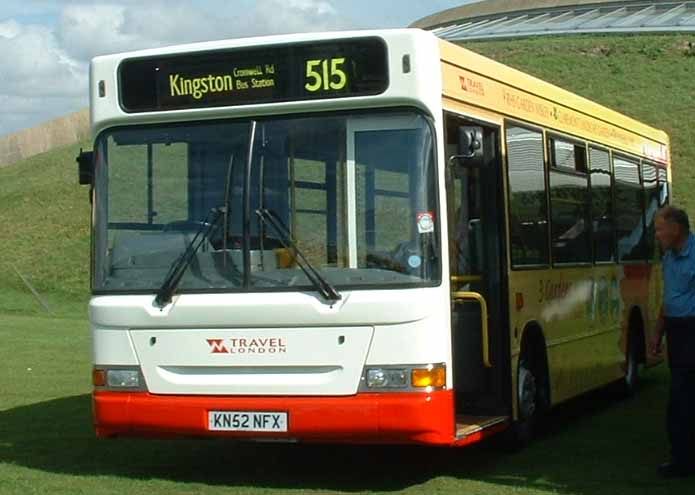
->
412;0;621;29
411;1;695;41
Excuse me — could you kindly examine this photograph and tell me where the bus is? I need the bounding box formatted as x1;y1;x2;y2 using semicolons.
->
77;29;670;446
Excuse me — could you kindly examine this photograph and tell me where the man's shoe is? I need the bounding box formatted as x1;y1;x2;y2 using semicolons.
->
657;461;694;478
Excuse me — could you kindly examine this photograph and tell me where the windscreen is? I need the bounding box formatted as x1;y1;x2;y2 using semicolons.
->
93;110;440;294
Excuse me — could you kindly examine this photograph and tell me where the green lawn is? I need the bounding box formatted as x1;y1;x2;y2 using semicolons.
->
0;140;90;309
0;299;693;494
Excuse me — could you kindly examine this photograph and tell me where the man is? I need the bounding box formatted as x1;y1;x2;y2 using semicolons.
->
650;206;695;478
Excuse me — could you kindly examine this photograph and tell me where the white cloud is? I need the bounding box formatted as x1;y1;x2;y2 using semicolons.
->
0;22;85;97
245;0;346;38
284;0;337;16
57;4;135;61
57;0;349;62
0;19;22;38
0;0;351;135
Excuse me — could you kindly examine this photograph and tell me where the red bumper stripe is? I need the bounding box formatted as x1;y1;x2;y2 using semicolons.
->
93;390;456;445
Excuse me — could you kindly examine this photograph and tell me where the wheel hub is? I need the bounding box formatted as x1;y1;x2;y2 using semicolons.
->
518;365;537;419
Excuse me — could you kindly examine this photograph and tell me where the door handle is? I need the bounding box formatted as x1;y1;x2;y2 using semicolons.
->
452;291;492;368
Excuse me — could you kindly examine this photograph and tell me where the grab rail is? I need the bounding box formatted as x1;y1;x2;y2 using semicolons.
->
452;291;491;368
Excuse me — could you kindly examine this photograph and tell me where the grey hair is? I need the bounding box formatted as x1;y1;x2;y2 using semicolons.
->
657;206;690;233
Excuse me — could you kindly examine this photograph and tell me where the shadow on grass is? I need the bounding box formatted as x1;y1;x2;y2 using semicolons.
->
0;372;692;493
0;393;497;492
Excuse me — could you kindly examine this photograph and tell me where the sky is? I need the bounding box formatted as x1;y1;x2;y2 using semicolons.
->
0;0;475;136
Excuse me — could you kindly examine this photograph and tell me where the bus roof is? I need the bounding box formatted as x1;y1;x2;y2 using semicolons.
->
439;38;669;149
90;28;668;158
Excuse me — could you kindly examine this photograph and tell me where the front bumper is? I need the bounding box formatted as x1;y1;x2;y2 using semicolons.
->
93;389;456;445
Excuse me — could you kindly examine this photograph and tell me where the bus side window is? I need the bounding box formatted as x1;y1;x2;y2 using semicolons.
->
614;155;645;262
642;162;659;261
505;125;549;267
548;137;591;265
658;168;669;206
589;147;614;263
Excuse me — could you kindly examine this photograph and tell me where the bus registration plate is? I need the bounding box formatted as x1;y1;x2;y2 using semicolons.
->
208;411;288;432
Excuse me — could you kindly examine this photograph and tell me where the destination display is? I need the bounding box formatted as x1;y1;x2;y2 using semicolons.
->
119;38;389;112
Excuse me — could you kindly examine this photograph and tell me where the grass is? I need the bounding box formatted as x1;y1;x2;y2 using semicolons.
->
2;33;695;493
0;140;91;314
1;297;694;494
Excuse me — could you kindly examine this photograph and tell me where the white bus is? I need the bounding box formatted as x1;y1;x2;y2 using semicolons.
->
78;29;669;446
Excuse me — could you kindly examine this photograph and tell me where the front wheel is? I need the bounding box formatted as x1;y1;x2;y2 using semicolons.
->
502;358;544;449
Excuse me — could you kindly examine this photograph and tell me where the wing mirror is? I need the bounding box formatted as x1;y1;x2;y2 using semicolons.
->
76;149;94;185
449;126;485;168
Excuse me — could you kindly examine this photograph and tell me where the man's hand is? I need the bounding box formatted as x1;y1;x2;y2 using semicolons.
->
649;311;665;357
649;331;664;357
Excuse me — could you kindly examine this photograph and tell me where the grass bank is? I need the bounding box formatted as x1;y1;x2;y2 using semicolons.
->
1;309;692;494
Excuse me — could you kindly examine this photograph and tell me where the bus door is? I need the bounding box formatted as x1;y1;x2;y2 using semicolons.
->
445;114;511;433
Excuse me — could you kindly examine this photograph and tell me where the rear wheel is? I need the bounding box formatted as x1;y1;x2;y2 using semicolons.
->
623;332;641;397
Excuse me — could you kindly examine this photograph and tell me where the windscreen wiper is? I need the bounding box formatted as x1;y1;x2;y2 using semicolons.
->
255;208;341;303
154;207;225;308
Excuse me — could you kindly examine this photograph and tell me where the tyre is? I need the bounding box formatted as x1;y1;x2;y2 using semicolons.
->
623;332;641;397
503;357;545;449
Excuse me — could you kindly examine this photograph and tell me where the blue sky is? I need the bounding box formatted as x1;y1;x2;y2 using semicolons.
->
0;0;475;135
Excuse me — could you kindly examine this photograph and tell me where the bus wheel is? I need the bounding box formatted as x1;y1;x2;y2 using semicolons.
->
518;360;538;420
515;359;538;443
623;332;641;396
504;358;543;449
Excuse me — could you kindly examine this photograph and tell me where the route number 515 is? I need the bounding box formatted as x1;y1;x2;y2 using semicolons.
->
305;58;347;92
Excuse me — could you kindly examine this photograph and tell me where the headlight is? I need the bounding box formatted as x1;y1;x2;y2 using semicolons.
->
93;367;146;391
366;368;408;388
362;364;446;391
107;369;141;388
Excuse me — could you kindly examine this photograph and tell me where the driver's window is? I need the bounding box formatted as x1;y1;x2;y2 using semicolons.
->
108;139;148;224
107;140;189;226
152;143;188;224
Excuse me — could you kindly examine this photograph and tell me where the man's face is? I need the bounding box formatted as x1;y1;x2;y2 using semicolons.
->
655;215;681;251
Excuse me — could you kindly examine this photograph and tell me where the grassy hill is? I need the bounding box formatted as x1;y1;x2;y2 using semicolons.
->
0;141;91;315
1;34;694;314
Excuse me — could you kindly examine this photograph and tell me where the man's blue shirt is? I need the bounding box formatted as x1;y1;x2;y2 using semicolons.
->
663;233;695;318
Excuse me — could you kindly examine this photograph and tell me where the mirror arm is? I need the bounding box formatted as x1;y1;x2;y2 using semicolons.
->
448;153;475;165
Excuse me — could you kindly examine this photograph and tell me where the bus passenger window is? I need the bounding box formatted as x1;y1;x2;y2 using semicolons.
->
658;168;669;206
614;156;645;262
505;125;549;267
549;138;591;264
642;162;659;261
590;147;614;262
